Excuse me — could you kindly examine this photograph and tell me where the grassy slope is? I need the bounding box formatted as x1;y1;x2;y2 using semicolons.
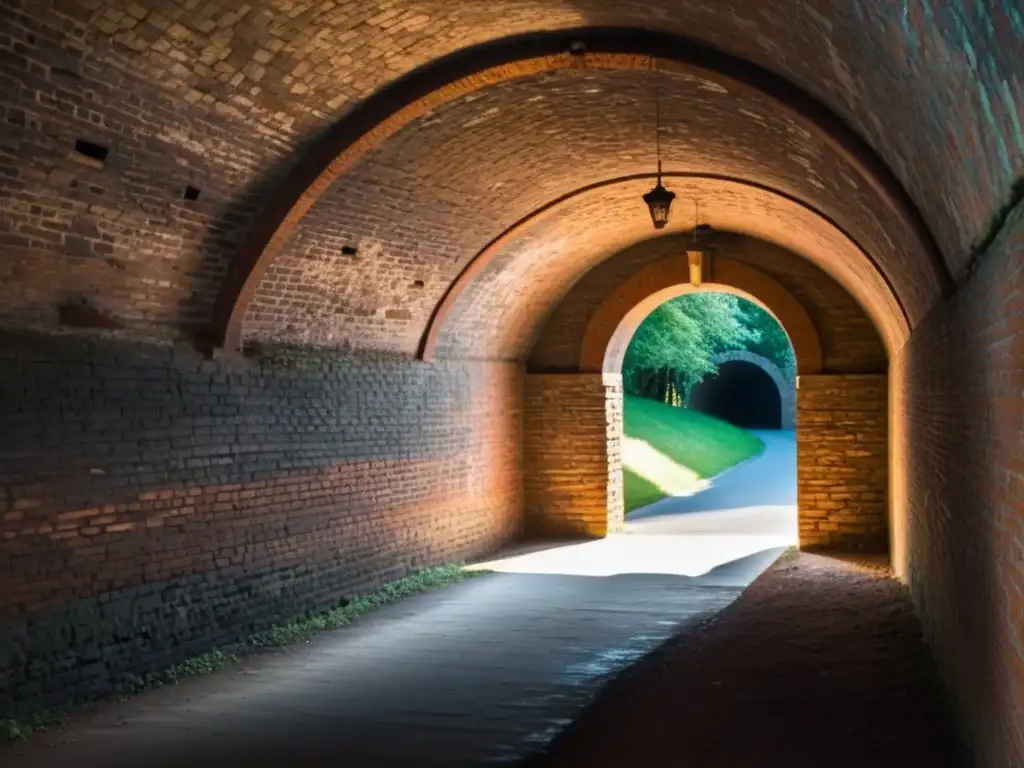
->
623;395;765;513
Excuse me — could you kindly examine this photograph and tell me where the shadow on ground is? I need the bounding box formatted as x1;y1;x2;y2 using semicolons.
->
518;552;970;768
1;547;778;768
2;549;967;768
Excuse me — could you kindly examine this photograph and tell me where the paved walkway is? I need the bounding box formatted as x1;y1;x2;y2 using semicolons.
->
4;432;799;767
627;429;797;537
523;552;969;767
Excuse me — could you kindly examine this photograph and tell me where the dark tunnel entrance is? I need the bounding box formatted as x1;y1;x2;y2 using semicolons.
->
688;360;782;429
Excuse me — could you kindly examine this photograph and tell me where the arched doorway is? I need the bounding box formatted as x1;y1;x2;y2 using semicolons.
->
522;241;889;554
611;289;799;545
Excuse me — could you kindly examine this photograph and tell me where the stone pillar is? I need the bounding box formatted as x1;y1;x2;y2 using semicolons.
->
796;374;888;551
524;373;623;537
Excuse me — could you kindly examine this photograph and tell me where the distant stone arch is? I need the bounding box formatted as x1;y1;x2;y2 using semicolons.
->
688;350;796;430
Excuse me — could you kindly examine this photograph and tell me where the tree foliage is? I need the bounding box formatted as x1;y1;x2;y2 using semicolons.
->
736;301;796;372
622;293;794;402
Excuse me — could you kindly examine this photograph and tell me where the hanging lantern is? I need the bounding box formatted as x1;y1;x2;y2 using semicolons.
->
642;57;674;229
643;162;676;229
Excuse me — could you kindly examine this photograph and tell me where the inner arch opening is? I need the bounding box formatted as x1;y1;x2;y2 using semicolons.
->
618;292;798;532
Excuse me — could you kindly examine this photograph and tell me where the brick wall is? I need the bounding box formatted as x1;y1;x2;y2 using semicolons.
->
0;2;310;338
0;331;523;716
526;234;890;552
796;375;888;551
524;374;623;537
897;206;1024;767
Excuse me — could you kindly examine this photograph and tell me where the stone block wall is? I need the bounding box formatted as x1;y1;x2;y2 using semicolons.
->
523;374;623;537
0;331;523;716
796;374;888;550
897;207;1024;768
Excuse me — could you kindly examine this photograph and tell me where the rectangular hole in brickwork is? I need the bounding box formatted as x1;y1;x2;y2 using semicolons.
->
183;185;201;201
58;300;123;330
341;245;358;256
411;279;425;288
73;139;109;167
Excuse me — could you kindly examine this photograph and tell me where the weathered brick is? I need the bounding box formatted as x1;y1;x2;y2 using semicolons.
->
529;234;887;375
524;373;623;537
0;330;523;715
895;206;1024;768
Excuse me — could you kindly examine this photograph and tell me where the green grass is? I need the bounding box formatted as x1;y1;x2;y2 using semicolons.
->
244;564;479;648
623;470;668;513
3;564;487;745
623;395;765;513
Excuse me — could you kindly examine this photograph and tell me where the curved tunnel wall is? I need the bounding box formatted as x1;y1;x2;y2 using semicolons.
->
0;4;1022;763
688;361;785;430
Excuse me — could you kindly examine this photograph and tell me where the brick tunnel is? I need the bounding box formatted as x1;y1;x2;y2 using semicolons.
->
0;2;1022;766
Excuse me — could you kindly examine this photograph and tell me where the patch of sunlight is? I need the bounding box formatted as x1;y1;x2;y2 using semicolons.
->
467;533;794;584
622;437;709;498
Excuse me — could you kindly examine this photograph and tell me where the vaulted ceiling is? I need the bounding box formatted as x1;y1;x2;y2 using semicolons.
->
244;66;915;356
2;1;1022;355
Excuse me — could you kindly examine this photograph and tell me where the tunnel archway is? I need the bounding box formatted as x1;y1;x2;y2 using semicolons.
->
600;273;806;534
522;235;888;553
688;350;796;430
2;5;1020;757
689;360;783;430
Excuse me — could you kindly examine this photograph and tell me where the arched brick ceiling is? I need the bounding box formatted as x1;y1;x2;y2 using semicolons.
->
530;233;888;376
244;67;912;355
428;178;906;362
56;0;1023;275
3;2;1021;342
